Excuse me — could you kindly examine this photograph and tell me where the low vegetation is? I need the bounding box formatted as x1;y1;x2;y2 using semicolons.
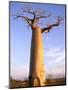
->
9;77;66;89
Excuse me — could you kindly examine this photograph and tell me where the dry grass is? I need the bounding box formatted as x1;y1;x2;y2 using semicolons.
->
46;78;66;86
9;77;66;89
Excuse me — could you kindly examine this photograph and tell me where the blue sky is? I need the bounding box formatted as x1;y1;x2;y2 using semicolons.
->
10;2;66;80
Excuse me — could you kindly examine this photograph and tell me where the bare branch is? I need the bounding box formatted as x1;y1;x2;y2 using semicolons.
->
15;15;32;20
22;7;51;20
41;26;52;33
15;15;32;25
35;8;45;17
36;12;51;19
41;17;62;33
13;5;63;29
22;8;37;19
14;6;52;26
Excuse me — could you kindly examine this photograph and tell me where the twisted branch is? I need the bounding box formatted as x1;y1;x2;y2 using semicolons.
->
41;17;62;33
15;15;32;25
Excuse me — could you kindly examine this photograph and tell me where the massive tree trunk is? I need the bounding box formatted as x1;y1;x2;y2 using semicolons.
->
29;26;46;86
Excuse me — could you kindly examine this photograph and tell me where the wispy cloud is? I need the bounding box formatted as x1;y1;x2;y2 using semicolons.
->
44;46;65;65
44;46;65;77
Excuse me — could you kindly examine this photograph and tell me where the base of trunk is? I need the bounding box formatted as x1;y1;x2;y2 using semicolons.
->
29;76;40;87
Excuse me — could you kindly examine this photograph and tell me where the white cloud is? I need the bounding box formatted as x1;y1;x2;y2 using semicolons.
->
44;46;65;65
44;46;65;77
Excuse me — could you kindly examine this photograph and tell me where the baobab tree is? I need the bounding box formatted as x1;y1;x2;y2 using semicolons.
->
14;5;63;87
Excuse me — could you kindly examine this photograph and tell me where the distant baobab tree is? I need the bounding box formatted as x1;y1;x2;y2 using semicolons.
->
14;5;63;87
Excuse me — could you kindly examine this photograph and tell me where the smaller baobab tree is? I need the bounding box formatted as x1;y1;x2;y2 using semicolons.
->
14;5;63;87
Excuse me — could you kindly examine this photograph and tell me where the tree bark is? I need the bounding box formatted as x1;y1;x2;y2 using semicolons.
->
29;26;46;86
